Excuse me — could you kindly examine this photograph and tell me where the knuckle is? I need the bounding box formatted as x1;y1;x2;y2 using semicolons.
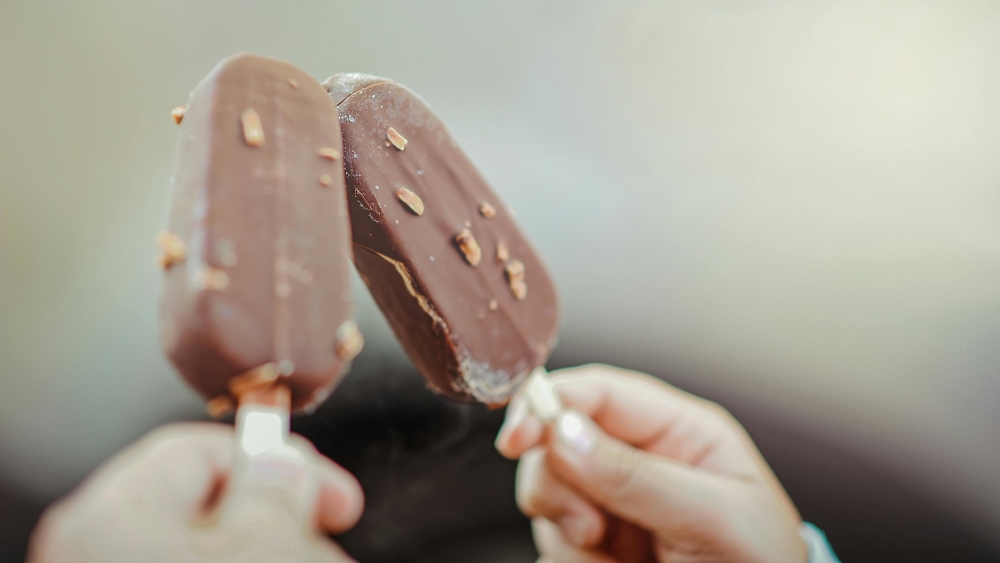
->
602;447;652;506
515;458;545;517
514;448;546;516
139;422;193;445
515;484;539;516
702;399;733;422
516;482;551;518
515;482;547;518
138;421;229;451
702;401;749;439
553;363;612;384
135;425;197;459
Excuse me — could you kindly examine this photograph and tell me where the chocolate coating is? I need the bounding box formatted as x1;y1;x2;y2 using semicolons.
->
324;74;560;405
160;54;355;410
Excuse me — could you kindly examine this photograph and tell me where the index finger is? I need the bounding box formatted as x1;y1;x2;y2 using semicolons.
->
551;364;728;450
499;365;751;471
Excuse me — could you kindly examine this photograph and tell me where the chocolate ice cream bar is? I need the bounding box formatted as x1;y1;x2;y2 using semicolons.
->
324;74;559;405
160;54;361;412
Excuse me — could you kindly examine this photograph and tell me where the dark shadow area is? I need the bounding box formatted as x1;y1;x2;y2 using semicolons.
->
294;350;527;562
0;488;45;563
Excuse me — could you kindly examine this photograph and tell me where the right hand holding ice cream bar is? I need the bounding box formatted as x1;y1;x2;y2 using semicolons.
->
496;364;813;563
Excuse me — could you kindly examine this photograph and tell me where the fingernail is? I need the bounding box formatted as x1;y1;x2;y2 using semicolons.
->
496;398;528;448
556;411;596;456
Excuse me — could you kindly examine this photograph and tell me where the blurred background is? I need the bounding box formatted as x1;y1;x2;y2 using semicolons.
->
2;0;1000;561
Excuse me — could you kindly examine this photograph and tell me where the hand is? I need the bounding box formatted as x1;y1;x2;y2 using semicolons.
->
496;365;807;563
28;422;363;562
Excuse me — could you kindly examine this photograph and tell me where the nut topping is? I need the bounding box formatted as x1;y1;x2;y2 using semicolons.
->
319;174;333;187
288;78;299;88
479;202;496;218
205;395;234;418
228;362;280;397
171;105;186;124
155;231;186;269
510;280;528;300
335;320;364;360
318;147;341;161
455;229;482;266
496;240;509;262
241;108;264;146
505;259;527;300
396;187;425;215
488;299;499;311
504;259;525;283
386;127;407;150
198;268;230;292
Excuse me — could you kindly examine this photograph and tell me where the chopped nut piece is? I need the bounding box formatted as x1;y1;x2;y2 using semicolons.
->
488;299;499;311
496;240;509;262
385;141;391;147
155;231;186;269
319;174;333;186
396;187;425;215
288;78;299;88
505;259;525;283
386;127;407;150
198;268;230;291
171;105;186;124
318;147;341;161
455;229;482;266
335;320;364;360
506;259;528;300
241;108;264;146
205;395;234;418
229;362;280;396
479;202;496;218
510;279;528;300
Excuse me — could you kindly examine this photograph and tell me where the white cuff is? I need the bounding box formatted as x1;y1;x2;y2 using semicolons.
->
800;522;841;563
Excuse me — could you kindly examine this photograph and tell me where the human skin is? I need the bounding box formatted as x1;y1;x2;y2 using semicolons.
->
495;365;807;563
28;423;363;563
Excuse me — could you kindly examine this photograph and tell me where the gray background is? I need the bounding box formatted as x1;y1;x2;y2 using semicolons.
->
2;0;999;560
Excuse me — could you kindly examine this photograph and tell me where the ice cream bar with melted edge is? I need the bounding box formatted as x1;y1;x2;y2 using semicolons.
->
324;73;559;405
160;54;360;411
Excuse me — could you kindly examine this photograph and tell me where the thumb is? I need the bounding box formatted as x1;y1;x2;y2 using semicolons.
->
546;410;726;531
